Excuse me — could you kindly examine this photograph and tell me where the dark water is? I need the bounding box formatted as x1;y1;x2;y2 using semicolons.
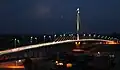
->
1;44;120;70
0;68;24;70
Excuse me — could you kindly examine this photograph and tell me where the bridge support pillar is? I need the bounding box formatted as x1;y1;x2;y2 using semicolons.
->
77;34;79;40
75;42;80;48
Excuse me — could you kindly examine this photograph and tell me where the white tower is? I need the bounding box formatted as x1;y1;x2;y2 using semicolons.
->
76;8;81;40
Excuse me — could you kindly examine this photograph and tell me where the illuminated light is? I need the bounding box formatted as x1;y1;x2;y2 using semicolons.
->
63;34;65;36
75;42;80;45
60;35;62;37
98;52;100;54
83;42;86;44
11;48;19;52
110;55;115;58
108;37;110;39
75;42;78;45
89;34;91;37
69;34;71;36
18;60;22;62
93;34;96;37
101;36;104;38
111;37;113;39
66;63;72;68
44;35;46;38
77;8;80;13
0;39;116;55
49;36;51;38
97;35;100;37
71;34;73;36
72;49;84;52
57;63;59;65
59;63;63;65
17;40;20;43
54;34;56;37
30;37;33;39
114;38;117;40
0;66;24;68
83;34;85;36
14;38;16;41
56;61;58;64
105;36;107;39
77;8;79;11
35;37;37;40
106;41;117;44
100;42;102;44
56;62;63;65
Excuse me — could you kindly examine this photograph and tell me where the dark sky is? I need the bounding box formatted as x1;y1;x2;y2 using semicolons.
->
0;0;120;34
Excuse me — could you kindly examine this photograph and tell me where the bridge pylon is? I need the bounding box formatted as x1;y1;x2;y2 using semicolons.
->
76;8;81;40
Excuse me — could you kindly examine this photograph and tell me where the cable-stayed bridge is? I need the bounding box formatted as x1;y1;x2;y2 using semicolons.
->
0;8;119;63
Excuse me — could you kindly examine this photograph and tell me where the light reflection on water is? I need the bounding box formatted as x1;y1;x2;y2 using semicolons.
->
0;68;24;70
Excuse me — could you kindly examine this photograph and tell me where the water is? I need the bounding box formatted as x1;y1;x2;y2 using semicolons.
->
1;44;120;70
0;68;24;70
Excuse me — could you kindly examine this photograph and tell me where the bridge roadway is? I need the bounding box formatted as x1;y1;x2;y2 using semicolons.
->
0;39;118;56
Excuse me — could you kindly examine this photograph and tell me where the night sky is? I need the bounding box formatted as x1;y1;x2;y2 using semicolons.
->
0;0;120;34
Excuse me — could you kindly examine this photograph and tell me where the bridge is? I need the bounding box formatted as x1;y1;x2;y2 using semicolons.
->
0;8;119;63
0;35;119;55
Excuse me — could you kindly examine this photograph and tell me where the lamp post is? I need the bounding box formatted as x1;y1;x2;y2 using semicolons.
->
14;38;17;66
63;34;65;37
14;38;17;48
89;34;91;39
44;35;46;42
93;34;96;37
30;36;33;44
49;36;52;41
54;34;56;40
83;34;85;36
35;37;37;43
17;40;20;45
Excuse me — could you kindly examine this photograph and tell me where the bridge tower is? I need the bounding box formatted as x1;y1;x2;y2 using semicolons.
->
76;8;81;40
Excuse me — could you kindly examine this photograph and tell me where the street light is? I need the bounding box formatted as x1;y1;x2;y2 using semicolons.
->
30;36;33;43
111;37;113;40
97;35;100;38
14;38;17;48
89;34;91;37
17;40;20;45
54;34;56;40
35;37;37;40
54;34;56;37
35;37;37;43
101;36;104;38
60;35;62;37
44;35;46;42
69;34;71;36
13;38;18;66
108;37;110;40
93;34;96;37
63;34;66;36
105;36;107;39
13;38;20;47
114;38;117;40
49;36;52;41
83;34;85;36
